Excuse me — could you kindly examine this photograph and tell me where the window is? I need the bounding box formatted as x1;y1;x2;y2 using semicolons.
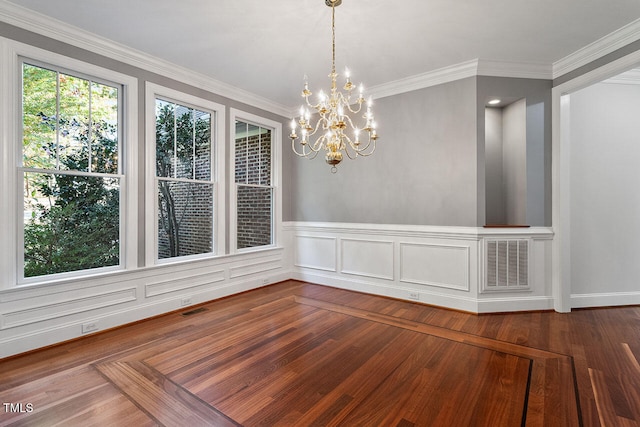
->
146;83;225;263
20;61;123;279
232;112;279;251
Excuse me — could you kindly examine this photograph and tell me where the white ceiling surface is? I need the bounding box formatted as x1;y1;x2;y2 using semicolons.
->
5;0;640;110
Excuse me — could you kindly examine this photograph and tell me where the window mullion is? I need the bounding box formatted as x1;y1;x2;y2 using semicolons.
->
245;122;249;185
173;106;177;179
258;127;262;186
192;109;196;181
55;71;60;170
88;81;93;173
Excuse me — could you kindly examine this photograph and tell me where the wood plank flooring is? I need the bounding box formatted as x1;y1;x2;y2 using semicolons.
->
0;280;639;426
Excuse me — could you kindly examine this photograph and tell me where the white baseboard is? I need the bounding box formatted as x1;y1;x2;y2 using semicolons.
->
291;271;480;313
477;296;555;313
292;270;556;314
570;291;640;308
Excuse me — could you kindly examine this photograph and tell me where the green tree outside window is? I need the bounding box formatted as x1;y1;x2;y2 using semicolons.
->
22;63;121;278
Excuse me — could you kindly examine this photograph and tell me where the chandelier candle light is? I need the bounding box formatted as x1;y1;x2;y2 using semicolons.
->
289;0;379;173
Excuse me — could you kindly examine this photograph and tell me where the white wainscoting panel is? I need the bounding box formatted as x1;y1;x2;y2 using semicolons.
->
341;238;394;280
2;287;137;328
294;235;337;272
0;247;287;358
146;270;225;297
229;254;283;279
400;243;470;291
285;222;554;314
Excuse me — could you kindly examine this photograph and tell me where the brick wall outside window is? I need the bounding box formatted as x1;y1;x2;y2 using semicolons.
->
156;99;214;259
235;124;272;249
157;181;213;258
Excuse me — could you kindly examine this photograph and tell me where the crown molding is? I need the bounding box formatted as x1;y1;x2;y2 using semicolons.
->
367;59;552;101
476;59;552;80
0;0;292;118
7;0;637;111
553;18;640;79
367;59;479;100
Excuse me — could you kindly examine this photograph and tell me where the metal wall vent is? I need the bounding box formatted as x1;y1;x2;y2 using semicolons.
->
485;239;529;291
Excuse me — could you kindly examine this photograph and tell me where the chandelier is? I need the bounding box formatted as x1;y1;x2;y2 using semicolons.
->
289;0;379;173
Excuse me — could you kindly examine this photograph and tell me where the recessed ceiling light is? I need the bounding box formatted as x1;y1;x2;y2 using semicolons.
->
488;99;501;105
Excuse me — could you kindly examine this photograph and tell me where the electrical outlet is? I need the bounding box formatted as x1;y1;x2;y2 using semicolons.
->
180;297;192;307
408;291;420;301
82;321;99;334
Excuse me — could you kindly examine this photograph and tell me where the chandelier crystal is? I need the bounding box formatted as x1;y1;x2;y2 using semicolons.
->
289;0;379;173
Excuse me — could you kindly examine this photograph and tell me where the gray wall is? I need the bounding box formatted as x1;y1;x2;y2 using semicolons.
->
503;98;527;224
284;77;479;226
569;82;640;294
484;99;528;225
285;75;552;227
477;77;552;226
484;107;505;224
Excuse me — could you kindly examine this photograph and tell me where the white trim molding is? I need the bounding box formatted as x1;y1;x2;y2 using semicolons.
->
571;291;640;308
0;247;289;358
1;37;139;287
552;47;640;313
229;108;283;255
144;82;226;266
553;18;640;79
284;222;554;314
368;59;553;102
0;37;18;289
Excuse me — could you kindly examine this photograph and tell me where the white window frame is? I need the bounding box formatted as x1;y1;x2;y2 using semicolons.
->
0;38;138;288
145;82;225;265
230;108;281;253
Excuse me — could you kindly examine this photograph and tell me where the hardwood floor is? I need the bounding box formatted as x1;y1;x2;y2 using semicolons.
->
0;280;639;426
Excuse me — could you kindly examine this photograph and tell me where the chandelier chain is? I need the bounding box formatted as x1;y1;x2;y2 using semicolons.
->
331;2;336;76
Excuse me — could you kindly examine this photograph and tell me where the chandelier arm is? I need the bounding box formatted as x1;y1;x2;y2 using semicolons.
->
309;132;332;154
343;135;378;159
339;133;358;160
342;114;359;131
353;135;377;154
291;139;311;157
345;130;371;153
336;92;362;115
304;97;323;111
306;147;320;160
307;118;326;139
291;143;308;158
353;142;377;156
304;135;325;153
344;145;359;160
345;102;363;115
344;150;357;160
292;138;322;159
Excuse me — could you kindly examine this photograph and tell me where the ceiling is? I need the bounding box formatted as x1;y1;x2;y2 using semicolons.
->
5;0;640;110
